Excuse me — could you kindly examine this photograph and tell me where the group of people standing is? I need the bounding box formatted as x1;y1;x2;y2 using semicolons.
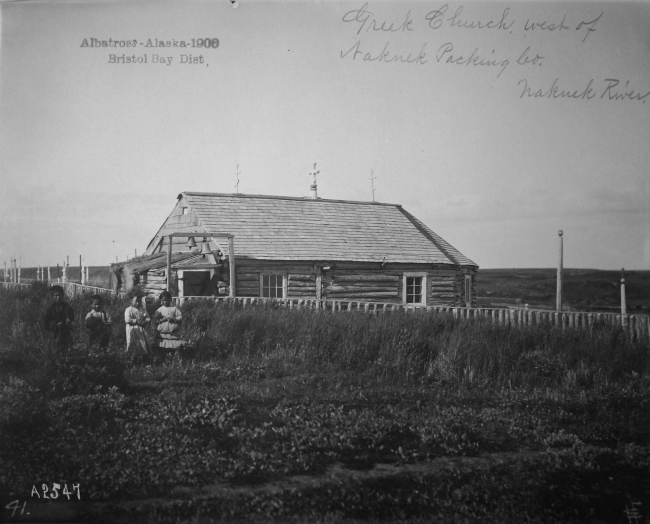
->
43;286;185;361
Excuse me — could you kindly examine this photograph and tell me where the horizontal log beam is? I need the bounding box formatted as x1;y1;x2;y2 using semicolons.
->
332;264;442;272
325;292;400;298
332;274;400;282
288;281;317;288
238;267;312;274
237;283;260;289
325;285;398;293
144;281;167;287
288;274;316;282
325;281;399;287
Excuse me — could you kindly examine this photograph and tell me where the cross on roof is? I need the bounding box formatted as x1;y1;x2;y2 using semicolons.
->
309;163;319;198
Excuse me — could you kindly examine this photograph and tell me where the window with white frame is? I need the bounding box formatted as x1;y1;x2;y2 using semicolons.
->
261;274;284;298
403;272;427;305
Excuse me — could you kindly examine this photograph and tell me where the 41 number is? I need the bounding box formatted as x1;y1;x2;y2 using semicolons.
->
4;500;26;517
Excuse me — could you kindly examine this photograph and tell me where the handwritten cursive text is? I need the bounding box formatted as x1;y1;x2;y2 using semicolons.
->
342;3;414;36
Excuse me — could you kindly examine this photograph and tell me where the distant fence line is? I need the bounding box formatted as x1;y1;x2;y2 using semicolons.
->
0;281;123;298
1;282;648;343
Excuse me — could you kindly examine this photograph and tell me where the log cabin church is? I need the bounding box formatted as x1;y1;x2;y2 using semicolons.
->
114;190;478;307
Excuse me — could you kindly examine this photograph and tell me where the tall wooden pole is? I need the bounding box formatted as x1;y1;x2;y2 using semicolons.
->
556;230;563;312
166;234;173;292
228;237;236;298
620;268;627;316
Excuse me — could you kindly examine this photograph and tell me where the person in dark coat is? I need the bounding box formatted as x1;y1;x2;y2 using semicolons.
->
43;285;75;355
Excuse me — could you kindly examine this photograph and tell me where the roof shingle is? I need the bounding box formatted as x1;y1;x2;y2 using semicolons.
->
178;192;476;266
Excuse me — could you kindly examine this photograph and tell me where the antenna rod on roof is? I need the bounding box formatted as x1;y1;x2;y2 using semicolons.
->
368;169;377;202
235;163;240;194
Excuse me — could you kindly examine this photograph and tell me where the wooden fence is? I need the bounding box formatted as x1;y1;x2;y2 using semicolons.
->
1;282;648;343
174;295;650;343
0;281;123;298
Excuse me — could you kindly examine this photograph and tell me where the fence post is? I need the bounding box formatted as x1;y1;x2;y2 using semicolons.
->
556;230;563;311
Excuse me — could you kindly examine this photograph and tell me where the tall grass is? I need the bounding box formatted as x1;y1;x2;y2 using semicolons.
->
0;284;647;392
180;299;649;390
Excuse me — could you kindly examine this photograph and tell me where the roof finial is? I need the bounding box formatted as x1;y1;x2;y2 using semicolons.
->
234;163;240;194
309;163;319;199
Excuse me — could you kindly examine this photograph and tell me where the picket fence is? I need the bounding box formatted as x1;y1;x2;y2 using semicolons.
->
0;281;124;298
173;295;650;344
2;281;648;343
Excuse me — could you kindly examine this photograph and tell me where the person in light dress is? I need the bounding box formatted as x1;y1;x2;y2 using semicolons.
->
124;293;150;361
153;291;184;350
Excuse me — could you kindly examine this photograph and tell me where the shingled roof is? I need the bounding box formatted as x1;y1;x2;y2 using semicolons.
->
169;192;476;266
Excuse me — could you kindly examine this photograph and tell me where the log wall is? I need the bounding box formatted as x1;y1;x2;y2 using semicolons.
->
135;260;477;306
141;269;163;297
231;260;476;306
235;260;316;298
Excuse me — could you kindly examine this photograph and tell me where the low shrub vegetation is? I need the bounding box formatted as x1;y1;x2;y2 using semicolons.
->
0;284;649;523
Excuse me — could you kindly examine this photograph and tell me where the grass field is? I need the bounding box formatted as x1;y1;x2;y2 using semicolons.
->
476;268;650;312
1;283;649;523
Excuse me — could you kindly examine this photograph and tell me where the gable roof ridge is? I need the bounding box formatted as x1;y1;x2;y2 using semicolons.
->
181;191;401;208
397;207;477;267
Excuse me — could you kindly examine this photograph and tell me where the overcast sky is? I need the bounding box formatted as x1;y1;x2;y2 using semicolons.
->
1;0;648;270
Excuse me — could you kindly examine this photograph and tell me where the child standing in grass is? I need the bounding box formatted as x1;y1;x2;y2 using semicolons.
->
154;291;184;351
43;285;75;356
85;294;112;351
124;292;150;363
